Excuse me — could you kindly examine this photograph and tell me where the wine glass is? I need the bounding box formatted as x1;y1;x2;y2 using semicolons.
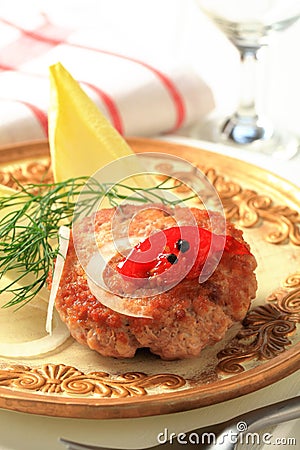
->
194;0;300;159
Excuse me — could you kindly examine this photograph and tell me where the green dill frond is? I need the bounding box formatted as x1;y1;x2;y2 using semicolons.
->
0;176;196;308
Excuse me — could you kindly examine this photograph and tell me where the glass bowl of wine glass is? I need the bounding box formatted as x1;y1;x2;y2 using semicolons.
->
194;0;300;159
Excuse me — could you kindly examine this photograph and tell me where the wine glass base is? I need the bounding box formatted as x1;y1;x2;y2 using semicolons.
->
190;115;299;161
221;115;274;145
221;115;299;160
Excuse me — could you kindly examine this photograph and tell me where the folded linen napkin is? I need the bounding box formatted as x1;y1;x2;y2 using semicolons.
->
0;0;214;145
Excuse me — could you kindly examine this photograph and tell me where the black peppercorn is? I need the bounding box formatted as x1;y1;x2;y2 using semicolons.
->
176;239;190;253
166;253;178;265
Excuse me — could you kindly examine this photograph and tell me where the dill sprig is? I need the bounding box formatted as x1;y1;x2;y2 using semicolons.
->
0;176;196;308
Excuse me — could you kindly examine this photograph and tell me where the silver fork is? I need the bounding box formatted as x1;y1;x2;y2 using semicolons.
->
60;395;300;450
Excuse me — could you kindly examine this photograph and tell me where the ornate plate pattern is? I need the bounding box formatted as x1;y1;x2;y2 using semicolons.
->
0;138;299;419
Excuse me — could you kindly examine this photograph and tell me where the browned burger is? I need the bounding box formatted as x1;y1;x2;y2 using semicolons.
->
52;205;257;360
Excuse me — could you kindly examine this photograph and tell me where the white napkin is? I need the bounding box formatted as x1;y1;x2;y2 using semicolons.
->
0;0;214;145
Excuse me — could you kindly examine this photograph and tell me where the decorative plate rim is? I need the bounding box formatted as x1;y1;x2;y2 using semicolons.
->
0;137;299;419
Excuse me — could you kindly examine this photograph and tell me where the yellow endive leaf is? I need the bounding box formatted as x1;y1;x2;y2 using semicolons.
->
48;63;136;182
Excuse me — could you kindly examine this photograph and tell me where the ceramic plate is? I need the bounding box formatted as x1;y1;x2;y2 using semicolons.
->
0;138;299;419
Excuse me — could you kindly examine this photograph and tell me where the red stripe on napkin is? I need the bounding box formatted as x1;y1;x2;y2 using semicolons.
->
19;100;48;136
82;82;124;135
0;18;72;67
0;97;48;135
0;18;186;131
88;50;186;132
0;62;124;134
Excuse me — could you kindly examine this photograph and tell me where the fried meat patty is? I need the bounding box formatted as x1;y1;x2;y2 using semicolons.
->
54;205;257;360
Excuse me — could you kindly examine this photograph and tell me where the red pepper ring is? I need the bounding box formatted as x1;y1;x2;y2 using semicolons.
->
116;226;251;282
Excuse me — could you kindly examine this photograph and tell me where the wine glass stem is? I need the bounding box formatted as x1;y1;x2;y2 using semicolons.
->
236;48;260;119
222;45;274;144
